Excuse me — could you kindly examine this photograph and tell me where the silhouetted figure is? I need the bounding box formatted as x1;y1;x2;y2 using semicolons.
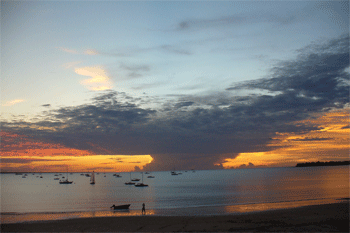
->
142;203;146;215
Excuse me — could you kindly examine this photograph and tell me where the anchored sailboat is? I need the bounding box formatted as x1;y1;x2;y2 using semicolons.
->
135;172;148;187
125;172;135;185
59;166;73;184
90;171;95;184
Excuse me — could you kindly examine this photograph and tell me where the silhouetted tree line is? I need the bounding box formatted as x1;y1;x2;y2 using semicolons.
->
296;161;350;167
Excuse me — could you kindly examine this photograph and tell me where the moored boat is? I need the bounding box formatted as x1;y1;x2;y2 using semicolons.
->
134;172;148;187
59;166;73;184
110;204;131;210
90;171;95;184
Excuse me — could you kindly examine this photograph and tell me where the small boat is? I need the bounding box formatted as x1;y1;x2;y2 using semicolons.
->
146;171;155;178
171;171;178;175
113;174;122;177
125;172;136;185
59;179;73;184
125;181;135;185
90;171;95;184
40;176;43;178
131;178;140;181
110;204;131;210
22;175;26;178
135;172;148;187
59;166;73;184
85;174;90;177
135;183;148;187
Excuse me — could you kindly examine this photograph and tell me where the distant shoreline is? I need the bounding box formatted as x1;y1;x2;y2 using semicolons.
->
295;161;350;167
2;201;349;232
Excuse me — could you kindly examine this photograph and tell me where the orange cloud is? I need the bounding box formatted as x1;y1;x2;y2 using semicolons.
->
0;132;153;173
2;99;25;107
1;155;153;173
223;110;350;169
75;66;113;91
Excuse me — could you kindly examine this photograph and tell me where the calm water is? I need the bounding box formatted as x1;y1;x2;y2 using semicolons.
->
1;166;349;223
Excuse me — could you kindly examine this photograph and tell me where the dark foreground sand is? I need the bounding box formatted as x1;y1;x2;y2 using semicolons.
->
2;202;349;232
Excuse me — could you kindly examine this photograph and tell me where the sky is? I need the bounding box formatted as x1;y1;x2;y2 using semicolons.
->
1;0;349;172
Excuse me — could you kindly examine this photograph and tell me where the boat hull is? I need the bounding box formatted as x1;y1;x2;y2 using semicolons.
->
111;204;131;210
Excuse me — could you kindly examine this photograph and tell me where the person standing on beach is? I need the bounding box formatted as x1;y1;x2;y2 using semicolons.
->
142;203;146;215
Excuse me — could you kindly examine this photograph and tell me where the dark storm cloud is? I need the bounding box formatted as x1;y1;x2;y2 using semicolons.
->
289;137;333;142
227;34;349;109
174;101;194;109
2;35;349;170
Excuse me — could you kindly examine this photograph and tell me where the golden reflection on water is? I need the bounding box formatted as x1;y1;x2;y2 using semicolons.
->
224;198;344;214
1;210;156;224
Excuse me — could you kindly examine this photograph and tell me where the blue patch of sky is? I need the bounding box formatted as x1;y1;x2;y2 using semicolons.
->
1;1;348;119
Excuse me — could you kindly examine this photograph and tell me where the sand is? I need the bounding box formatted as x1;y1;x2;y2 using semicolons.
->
1;202;349;232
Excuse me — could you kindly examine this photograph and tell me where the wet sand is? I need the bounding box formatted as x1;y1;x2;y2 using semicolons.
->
1;202;349;232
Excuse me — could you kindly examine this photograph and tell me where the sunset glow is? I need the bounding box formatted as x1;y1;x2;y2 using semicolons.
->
1;1;349;172
223;111;350;169
1;154;153;173
0;131;153;173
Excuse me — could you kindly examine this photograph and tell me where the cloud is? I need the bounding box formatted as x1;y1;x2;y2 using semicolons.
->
2;35;349;170
75;66;113;91
1;158;67;164
289;137;333;142
59;47;99;56
237;162;255;169
2;99;25;106
84;49;99;55
41;104;51;107
118;63;151;80
176;12;297;32
59;47;79;54
226;34;349;109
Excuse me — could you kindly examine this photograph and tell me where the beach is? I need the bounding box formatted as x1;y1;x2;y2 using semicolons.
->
2;202;349;232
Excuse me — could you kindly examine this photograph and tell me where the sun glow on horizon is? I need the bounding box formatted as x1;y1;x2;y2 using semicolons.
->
0;131;153;173
223;110;350;169
1;155;153;173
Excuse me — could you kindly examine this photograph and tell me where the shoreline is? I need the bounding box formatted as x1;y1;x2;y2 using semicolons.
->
1;197;347;224
2;201;349;232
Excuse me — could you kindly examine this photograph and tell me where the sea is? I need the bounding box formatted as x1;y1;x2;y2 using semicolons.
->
1;166;349;224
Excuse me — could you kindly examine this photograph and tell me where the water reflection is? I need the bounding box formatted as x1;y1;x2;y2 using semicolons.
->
1;209;156;224
224;198;344;214
1;166;348;223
